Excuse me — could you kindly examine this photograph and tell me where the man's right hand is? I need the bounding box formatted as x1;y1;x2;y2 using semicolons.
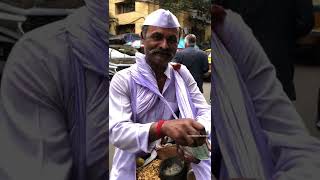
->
161;118;206;147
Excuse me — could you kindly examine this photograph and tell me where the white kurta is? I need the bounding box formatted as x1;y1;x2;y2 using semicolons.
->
109;53;212;179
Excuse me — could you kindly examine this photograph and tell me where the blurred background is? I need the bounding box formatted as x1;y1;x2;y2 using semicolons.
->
214;0;320;138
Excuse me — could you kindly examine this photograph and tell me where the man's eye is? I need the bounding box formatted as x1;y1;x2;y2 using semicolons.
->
152;35;163;41
167;36;178;44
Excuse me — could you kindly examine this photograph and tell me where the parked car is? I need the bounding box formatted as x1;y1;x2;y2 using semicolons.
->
109;33;140;45
109;47;136;80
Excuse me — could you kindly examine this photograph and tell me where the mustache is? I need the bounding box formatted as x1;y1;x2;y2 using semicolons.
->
149;48;173;56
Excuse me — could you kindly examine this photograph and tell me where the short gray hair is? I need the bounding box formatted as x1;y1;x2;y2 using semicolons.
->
185;34;196;46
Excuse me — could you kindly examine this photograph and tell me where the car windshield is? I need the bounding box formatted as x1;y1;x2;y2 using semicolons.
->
109;48;134;59
124;34;140;44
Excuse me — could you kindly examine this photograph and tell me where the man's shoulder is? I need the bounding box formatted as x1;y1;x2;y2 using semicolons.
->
180;48;192;52
194;48;206;54
174;64;192;77
175;48;192;57
111;67;132;84
116;67;132;76
194;49;207;58
180;47;204;53
109;67;133;95
175;50;184;55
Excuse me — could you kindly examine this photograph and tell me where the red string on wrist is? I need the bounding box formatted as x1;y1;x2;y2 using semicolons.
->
156;120;166;139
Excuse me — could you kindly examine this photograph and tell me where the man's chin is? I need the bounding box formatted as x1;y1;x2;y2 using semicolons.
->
146;57;169;69
150;53;172;61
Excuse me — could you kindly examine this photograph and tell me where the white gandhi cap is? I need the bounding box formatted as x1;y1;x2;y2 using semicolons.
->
143;9;180;28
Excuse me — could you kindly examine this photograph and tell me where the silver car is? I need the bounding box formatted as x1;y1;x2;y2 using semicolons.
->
109;47;136;79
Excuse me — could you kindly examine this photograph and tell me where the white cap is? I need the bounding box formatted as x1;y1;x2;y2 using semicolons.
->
143;9;180;28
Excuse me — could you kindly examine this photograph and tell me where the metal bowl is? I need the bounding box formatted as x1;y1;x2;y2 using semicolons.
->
159;156;188;180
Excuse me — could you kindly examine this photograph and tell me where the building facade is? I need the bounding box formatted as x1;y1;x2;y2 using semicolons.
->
109;0;159;35
109;0;211;48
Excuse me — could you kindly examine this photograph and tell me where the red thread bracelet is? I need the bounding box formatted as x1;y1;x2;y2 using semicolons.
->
156;120;166;139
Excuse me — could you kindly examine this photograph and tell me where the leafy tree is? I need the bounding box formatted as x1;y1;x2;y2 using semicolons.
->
151;0;211;15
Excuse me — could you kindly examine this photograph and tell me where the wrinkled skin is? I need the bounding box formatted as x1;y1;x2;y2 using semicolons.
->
142;26;179;72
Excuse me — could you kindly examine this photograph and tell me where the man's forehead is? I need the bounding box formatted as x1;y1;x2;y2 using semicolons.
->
147;26;179;34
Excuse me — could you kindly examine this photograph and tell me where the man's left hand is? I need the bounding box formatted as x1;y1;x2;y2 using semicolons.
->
176;144;201;164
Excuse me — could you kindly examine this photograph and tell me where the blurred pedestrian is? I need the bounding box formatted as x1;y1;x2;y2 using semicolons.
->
174;34;209;93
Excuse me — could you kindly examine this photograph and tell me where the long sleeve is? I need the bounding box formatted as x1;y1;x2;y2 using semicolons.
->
214;10;320;180
0;38;72;180
109;71;154;154
179;65;211;135
178;65;212;180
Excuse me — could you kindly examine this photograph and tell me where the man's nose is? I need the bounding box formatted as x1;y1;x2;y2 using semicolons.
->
159;38;169;49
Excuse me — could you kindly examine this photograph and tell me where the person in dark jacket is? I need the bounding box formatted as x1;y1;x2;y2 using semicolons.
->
174;34;209;93
215;0;314;100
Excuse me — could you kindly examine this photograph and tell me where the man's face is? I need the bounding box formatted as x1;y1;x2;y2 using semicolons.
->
142;26;179;69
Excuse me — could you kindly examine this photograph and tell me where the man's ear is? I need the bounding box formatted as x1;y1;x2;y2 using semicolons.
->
140;31;145;40
178;27;183;41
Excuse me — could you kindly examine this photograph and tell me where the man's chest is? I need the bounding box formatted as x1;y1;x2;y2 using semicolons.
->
135;81;179;122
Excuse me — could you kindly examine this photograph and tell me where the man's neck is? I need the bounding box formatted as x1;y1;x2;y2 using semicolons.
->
146;59;166;76
186;45;195;48
148;63;167;93
151;65;166;79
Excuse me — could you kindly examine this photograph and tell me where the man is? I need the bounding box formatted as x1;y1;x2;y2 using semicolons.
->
109;9;211;180
211;5;320;179
0;1;108;180
174;34;209;93
215;0;314;100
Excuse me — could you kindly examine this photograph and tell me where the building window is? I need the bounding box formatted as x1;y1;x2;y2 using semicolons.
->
117;24;136;34
116;1;135;14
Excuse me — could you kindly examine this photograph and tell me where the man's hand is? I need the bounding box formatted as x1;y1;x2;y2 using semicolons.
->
161;118;206;147
148;119;209;164
148;119;207;147
176;138;211;164
177;144;201;164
